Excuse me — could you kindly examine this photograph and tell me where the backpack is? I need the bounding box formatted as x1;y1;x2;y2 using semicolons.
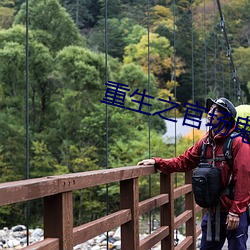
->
192;133;236;208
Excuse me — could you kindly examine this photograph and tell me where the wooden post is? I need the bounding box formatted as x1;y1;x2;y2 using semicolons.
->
185;171;196;250
120;178;139;250
44;192;73;250
161;173;174;250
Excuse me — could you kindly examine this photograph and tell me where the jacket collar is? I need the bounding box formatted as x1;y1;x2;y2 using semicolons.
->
206;124;236;144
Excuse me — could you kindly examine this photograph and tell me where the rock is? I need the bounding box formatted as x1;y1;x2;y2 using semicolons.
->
108;236;116;243
0;230;7;238
107;231;114;237
11;226;26;232
113;227;120;240
7;239;20;247
0;224;188;249
100;240;107;246
30;228;43;238
95;234;106;243
113;240;121;249
91;245;101;250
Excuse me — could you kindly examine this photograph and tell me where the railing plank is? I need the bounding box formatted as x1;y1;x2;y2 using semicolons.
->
185;171;196;250
161;173;174;250
120;178;140;250
22;238;59;250
196;226;202;237
73;209;131;245
174;210;192;229
58;165;156;192
174;184;192;199
0;177;59;206
0;165;156;206
195;204;203;213
0;165;203;250
140;226;169;250
175;236;193;250
139;194;169;215
44;192;73;250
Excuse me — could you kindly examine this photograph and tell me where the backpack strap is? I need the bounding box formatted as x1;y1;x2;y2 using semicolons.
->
200;142;208;163
223;131;239;170
223;132;240;200
223;136;234;170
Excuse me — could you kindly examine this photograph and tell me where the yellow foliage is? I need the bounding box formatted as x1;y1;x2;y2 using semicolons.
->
149;5;174;32
184;128;206;142
158;88;175;101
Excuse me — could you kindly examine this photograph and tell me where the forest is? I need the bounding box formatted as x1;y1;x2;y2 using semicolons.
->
0;0;249;228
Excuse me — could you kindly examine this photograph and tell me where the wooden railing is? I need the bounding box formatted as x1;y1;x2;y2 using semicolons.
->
0;165;203;250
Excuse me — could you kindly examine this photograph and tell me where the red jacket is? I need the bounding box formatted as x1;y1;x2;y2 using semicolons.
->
154;126;250;216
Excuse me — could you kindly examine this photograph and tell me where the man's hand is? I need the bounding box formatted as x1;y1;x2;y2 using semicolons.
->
226;213;240;230
137;159;155;166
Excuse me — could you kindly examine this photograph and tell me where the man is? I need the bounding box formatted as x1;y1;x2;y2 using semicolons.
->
138;97;250;250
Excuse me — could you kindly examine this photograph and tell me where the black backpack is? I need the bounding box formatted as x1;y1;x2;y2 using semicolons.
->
192;133;236;208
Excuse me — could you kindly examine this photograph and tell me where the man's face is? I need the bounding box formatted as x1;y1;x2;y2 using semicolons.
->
207;104;225;126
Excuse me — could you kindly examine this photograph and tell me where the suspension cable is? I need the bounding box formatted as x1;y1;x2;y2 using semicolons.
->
25;0;30;245
215;0;242;104
104;0;109;248
173;0;179;245
213;0;217;95
204;0;207;99
147;0;152;234
191;0;195;144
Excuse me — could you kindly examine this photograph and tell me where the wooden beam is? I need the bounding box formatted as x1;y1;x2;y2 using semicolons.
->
161;173;174;250
185;172;196;250
22;238;59;250
120;178;140;250
0;177;59;206
0;165;156;206
174;184;192;199
58;165;156;192
175;236;193;250
139;194;169;215
44;192;73;250
174;210;192;229
73;209;131;245
139;226;169;250
196;226;202;237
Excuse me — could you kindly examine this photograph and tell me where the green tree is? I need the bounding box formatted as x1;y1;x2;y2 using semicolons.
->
234;46;250;102
61;0;101;29
0;6;15;29
87;17;137;60
124;31;185;92
14;0;84;52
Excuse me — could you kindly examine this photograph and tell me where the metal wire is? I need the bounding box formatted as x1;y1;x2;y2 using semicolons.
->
215;0;242;104
147;0;152;234
25;0;30;245
104;0;109;248
173;0;179;245
191;0;195;145
213;0;217;95
204;0;207;98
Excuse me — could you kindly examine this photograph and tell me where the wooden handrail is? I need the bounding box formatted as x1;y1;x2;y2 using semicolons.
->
0;165;203;250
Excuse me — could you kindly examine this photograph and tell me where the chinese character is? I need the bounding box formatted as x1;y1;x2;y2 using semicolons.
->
206;108;233;135
183;102;207;129
126;88;154;115
231;116;250;144
152;97;179;122
100;81;130;108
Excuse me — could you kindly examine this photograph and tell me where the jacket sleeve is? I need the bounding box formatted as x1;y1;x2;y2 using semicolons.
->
229;137;250;215
153;139;203;174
